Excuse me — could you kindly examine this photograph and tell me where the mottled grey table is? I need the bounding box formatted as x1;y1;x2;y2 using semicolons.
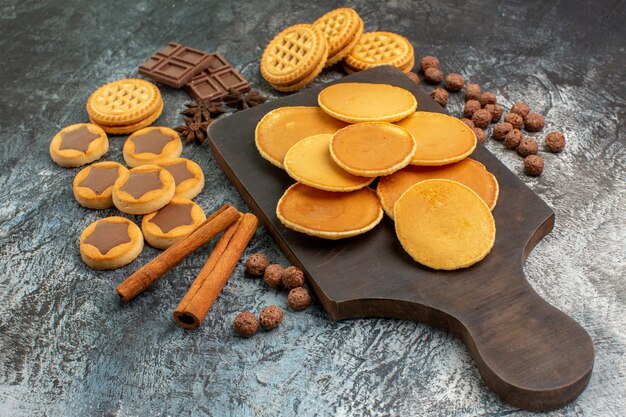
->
0;0;624;416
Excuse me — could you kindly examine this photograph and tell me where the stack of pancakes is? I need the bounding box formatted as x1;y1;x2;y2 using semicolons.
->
255;82;499;270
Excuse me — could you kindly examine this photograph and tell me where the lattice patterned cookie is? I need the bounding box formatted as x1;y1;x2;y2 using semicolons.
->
313;8;362;58
344;32;414;72
326;16;363;67
87;79;162;126
260;24;327;86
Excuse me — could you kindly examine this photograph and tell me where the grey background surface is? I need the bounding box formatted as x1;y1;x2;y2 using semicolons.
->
0;0;624;416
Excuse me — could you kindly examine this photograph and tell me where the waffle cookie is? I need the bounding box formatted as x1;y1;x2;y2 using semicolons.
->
49;123;108;168
377;158;499;219
87;79;163;135
396;112;477;166
313;8;364;66
141;198;206;249
261;24;328;91
276;183;383;240
284;133;373;192
79;216;144;270
123;126;182;167
343;32;414;73
394;179;496;270
73;161;129;209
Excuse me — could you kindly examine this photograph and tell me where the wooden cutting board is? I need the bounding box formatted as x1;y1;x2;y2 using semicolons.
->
207;66;593;411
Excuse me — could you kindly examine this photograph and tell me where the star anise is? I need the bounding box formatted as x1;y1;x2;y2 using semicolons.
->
174;114;211;144
223;88;268;110
180;99;225;121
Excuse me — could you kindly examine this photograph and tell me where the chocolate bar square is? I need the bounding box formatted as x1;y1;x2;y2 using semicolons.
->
184;53;251;102
138;42;212;88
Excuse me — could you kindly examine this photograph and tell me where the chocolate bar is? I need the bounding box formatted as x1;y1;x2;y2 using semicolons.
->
185;53;251;102
138;43;212;88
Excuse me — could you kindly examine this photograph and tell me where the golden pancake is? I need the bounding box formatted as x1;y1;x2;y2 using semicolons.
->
318;82;417;123
284;134;374;192
396;112;477;166
394;179;496;270
276;183;383;239
330;122;416;177
255;106;348;168
377;158;499;218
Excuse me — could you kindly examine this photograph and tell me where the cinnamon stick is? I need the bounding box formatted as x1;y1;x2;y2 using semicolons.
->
116;204;240;302
173;212;259;329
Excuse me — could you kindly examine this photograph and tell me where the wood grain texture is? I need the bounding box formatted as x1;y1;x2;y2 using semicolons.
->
208;66;594;410
0;0;623;416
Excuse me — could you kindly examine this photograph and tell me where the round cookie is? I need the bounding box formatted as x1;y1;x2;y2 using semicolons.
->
284;134;374;192
87;78;162;127
49;123;108;167
79;216;143;270
330;122;416;177
158;158;205;200
112;164;175;214
318;83;417;123
325;15;364;66
344;32;414;72
396;112;477;166
255;106;348;169
313;8;363;65
269;37;328;92
90;100;164;136
394;179;496;270
276;183;383;240
123;126;182;167
260;24;327;87
142;198;206;249
377;158;499;218
73;161;129;209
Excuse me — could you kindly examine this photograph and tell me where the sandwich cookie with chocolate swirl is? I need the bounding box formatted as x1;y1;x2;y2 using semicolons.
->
112;164;175;214
49;123;108;167
141;198;206;249
158;158;204;199
123;126;182;167
73;161;129;209
80;216;143;270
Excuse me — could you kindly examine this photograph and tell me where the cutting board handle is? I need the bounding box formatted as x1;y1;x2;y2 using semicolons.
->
454;272;594;411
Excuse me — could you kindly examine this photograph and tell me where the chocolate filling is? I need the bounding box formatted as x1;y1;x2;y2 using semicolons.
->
149;203;194;233
79;166;119;195
120;171;163;199
131;130;173;154
59;126;101;152
84;222;130;255
163;161;194;184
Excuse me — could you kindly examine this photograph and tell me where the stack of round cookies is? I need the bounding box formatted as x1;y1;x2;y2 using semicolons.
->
255;82;499;271
49;78;209;270
87;79;164;135
260;8;415;91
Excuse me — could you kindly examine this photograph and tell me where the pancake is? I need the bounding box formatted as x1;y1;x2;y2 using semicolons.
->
276;183;383;239
377;158;499;218
255;106;348;169
330;122;416;177
396;112;477;166
394;179;496;270
318;83;417;123
284;134;374;192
